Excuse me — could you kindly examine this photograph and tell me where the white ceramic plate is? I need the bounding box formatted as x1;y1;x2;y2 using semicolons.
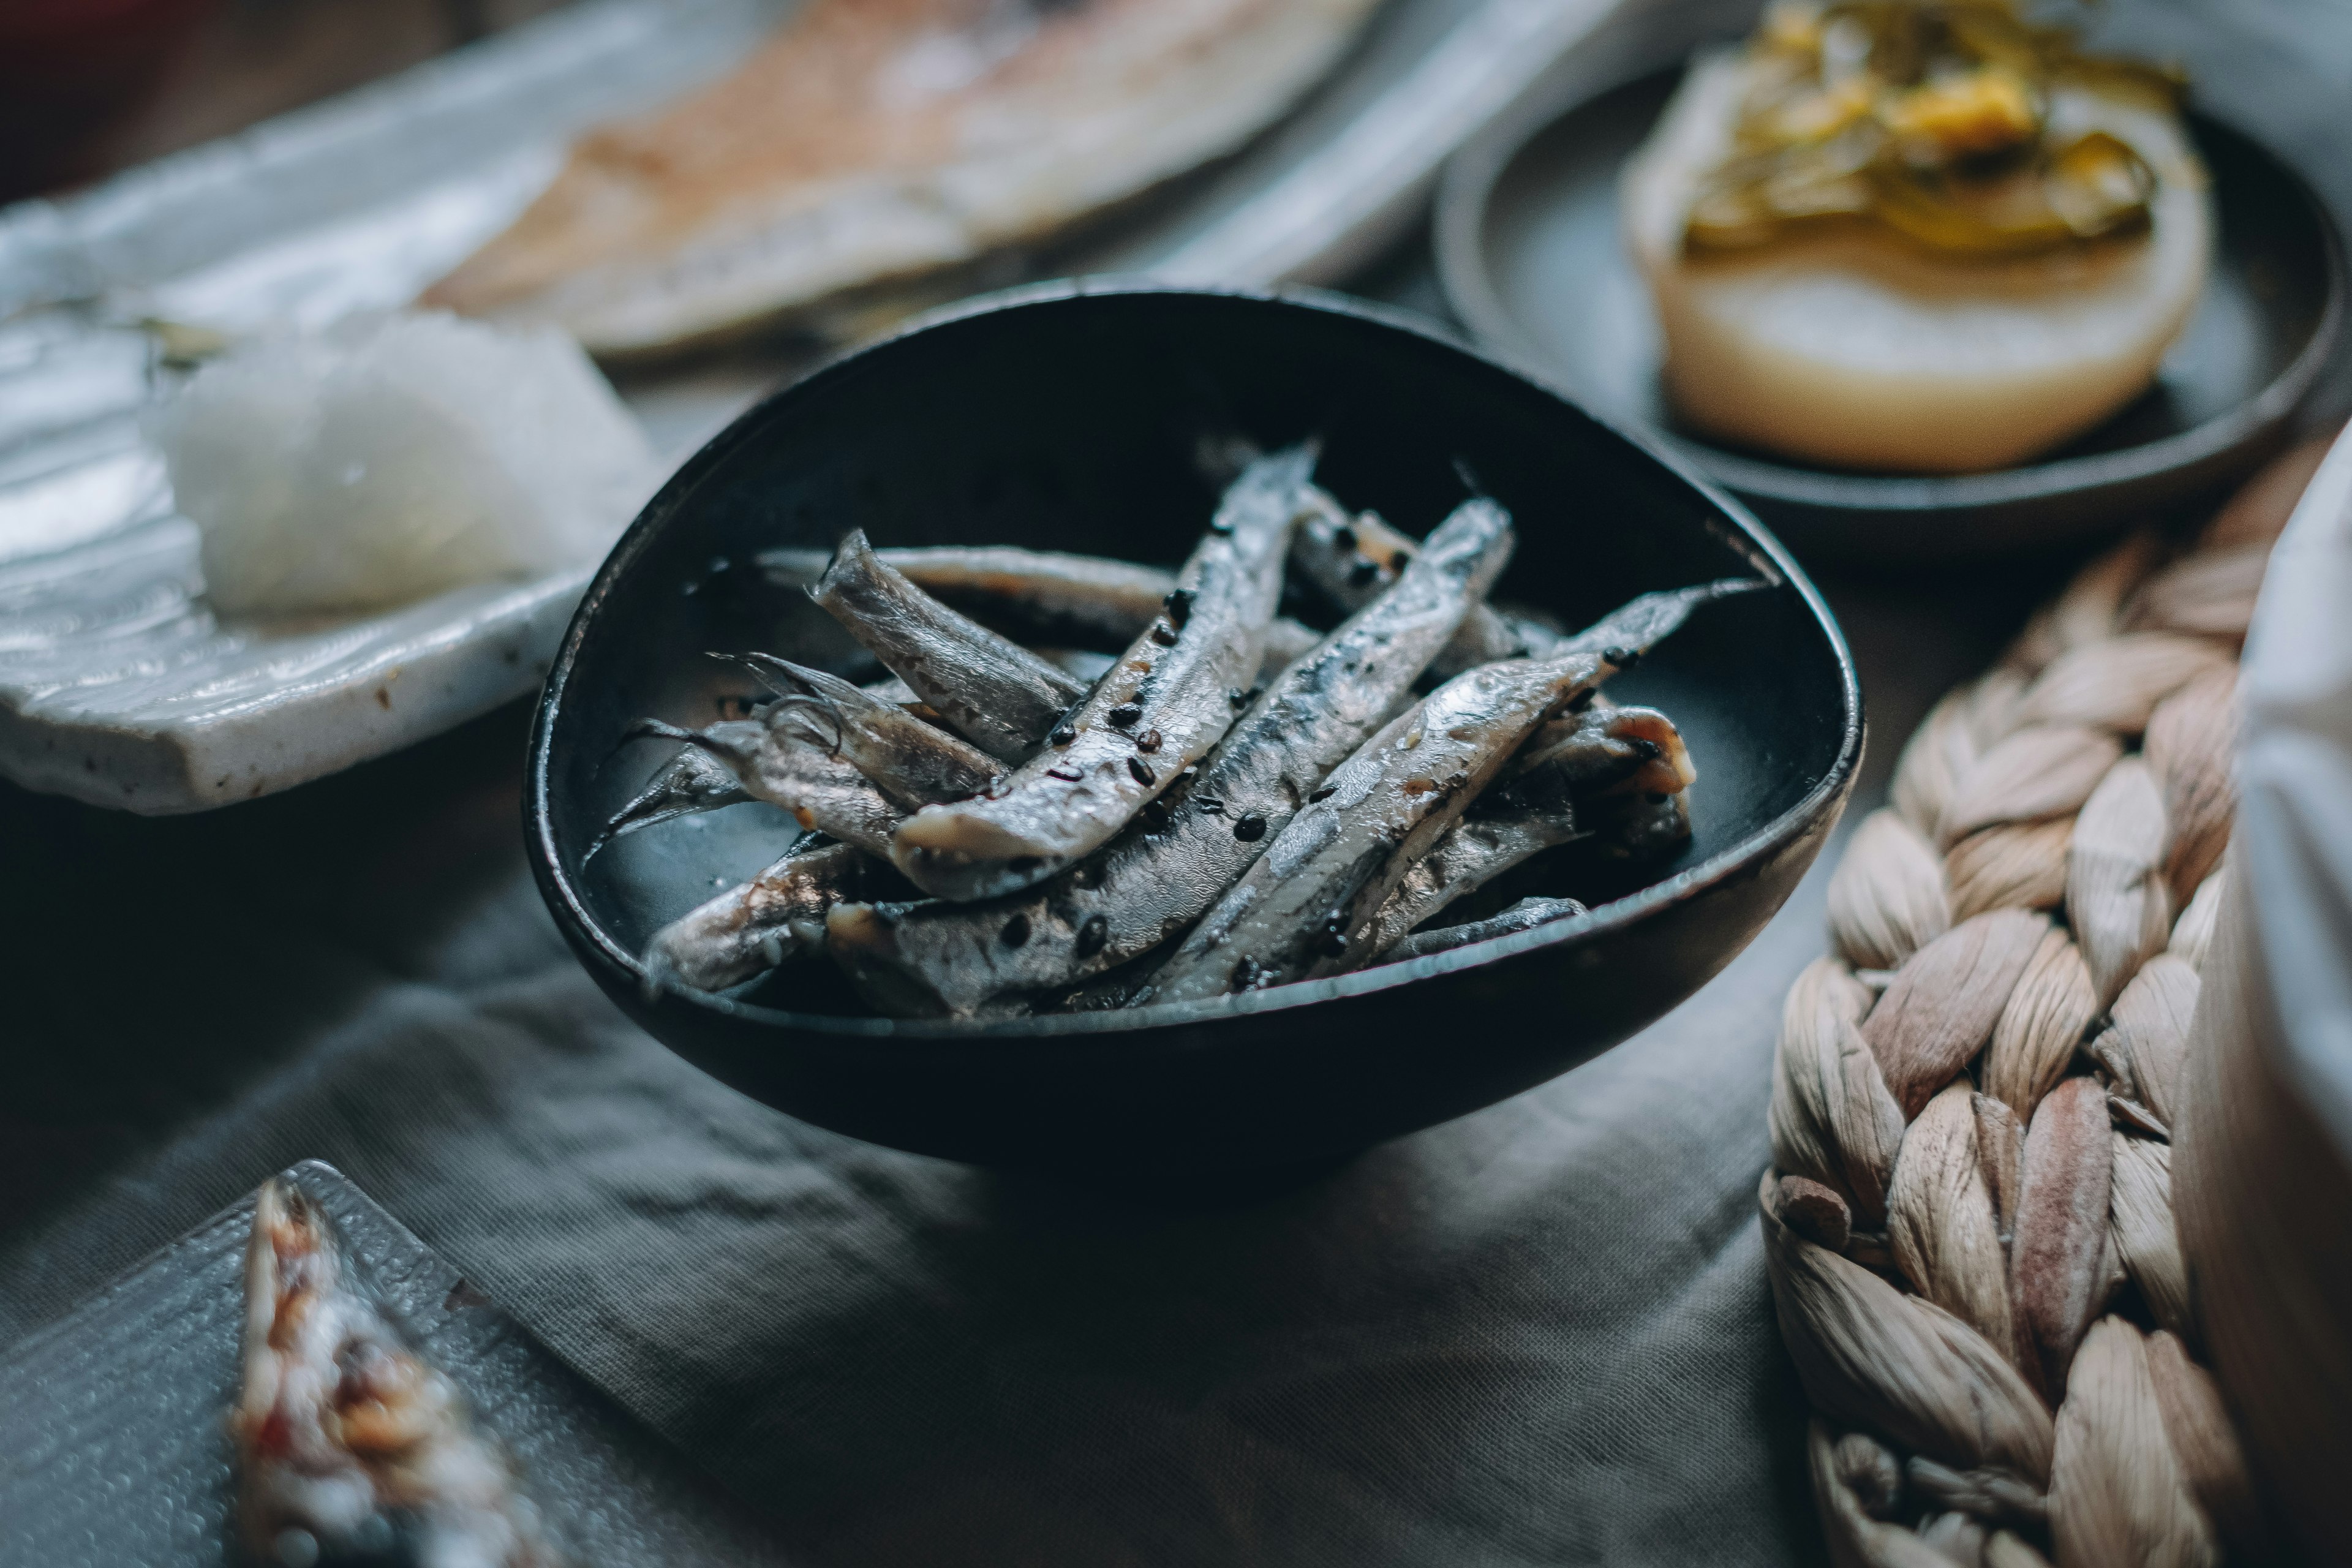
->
0;0;1621;813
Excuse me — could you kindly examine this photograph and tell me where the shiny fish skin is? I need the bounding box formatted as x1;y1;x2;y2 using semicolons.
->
888;445;1315;900
1292;489;1544;674
736;653;1000;809
1355;704;1692;957
1551;577;1765;658
766;543;1324;680
824;496;1516;1014
648;712;903;858
646;839;894;993
1145;647;1614;1003
586;728;753;862
811;530;1088;762
1379;895;1589;963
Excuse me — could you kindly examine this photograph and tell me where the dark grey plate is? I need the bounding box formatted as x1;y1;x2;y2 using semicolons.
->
1436;64;2345;561
0;1162;786;1568
526;281;1861;1174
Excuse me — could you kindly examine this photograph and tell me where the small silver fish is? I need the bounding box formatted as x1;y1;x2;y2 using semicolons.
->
733;653;1001;810
811;532;1088;762
1355;704;1692;957
645;839;894;993
586;728;753;862
888;445;1316;901
1291;489;1543;673
643;712;903;858
1145;647;1615;1003
824;495;1516;1015
1379;895;1589;963
766;543;1324;683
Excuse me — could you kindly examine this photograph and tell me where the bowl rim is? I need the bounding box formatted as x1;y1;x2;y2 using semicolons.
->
1432;61;2348;518
525;277;1864;1044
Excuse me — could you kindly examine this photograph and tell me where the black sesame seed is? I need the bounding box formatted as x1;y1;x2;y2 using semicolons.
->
1050;723;1077;747
1000;913;1031;948
1108;704;1142;728
1233;811;1268;842
1330;524;1356;550
1076;914;1110;957
1046;766;1082;782
1140;800;1170;831
1163;587;1196;626
1348;558;1382;587
1308;785;1336;803
1227;688;1250;709
1127;756;1156;786
1632;738;1664;761
1197;797;1225;815
1135;728;1162;753
1602;644;1642;669
1150;623;1180;646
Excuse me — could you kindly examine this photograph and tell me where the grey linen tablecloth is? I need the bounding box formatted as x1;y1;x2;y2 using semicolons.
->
0;556;2041;1566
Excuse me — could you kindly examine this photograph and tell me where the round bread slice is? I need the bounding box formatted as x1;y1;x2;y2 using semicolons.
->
1622;52;2214;473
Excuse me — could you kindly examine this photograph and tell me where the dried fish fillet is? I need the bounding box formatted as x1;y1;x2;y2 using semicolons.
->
811;530;1087;762
1291;490;1544;673
1146;648;1615;1003
233;1180;556;1568
425;0;1384;353
826;494;1514;1014
889;445;1313;899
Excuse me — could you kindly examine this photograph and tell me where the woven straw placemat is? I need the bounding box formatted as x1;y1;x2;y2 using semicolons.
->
1758;438;2334;1568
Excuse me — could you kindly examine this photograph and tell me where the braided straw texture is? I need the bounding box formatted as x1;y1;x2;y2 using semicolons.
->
1761;439;2333;1568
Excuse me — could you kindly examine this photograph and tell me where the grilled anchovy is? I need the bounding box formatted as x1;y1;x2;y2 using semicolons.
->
1355;704;1693;957
645;839;896;992
1381;895;1589;963
1144;647;1615;1003
643;713;902;857
587;728;755;862
888;445;1316;901
734;653;1000;810
1291;489;1545;674
824;496;1516;1015
1552;577;1765;658
810;531;1088;761
771;543;1324;684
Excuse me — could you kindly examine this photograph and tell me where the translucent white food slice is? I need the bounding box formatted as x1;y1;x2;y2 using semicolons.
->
1621;52;2214;474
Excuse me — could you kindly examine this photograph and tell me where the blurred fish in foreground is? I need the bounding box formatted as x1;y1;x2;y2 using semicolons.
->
424;0;1382;355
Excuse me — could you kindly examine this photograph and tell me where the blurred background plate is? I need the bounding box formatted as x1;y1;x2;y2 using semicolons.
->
0;1160;788;1568
0;0;1626;813
1434;8;2348;562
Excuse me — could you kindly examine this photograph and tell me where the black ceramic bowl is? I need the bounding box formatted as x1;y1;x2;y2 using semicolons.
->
526;282;1861;1173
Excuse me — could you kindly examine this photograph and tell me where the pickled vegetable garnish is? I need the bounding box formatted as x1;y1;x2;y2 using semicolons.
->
1684;0;2185;259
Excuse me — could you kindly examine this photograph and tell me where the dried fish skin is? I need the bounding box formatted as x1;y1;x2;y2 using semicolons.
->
586;724;755;862
1378;895;1588;964
646;840;891;993
733;652;1000;810
889;445;1313;899
811;530;1088;763
424;0;1385;354
646;713;903;858
1148;647;1613;1003
824;494;1515;1014
1290;488;1542;673
761;543;1323;680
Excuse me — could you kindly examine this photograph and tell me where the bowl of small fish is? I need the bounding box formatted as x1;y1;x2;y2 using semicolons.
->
526;282;1862;1172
